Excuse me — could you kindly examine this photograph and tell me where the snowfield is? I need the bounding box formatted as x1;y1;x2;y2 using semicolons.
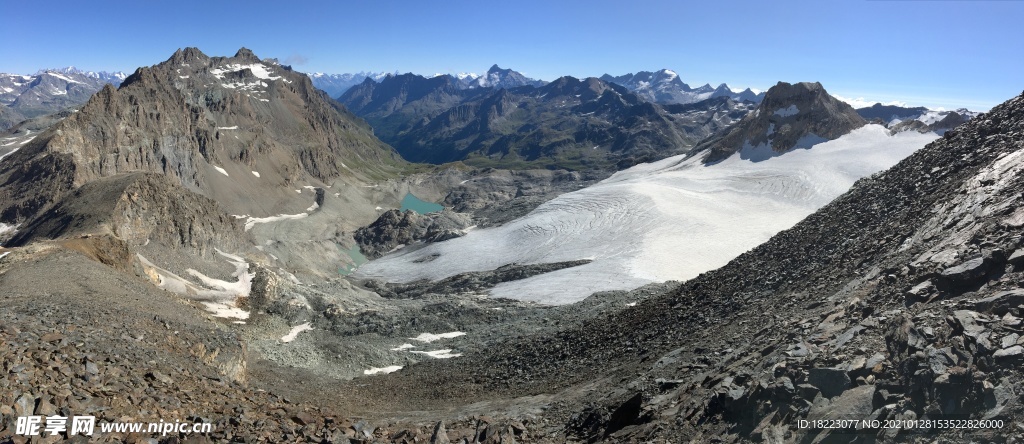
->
357;125;939;304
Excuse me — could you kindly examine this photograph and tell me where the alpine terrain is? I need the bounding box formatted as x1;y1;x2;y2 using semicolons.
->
1;37;1017;444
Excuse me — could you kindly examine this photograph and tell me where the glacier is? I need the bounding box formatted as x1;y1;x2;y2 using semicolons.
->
356;125;939;304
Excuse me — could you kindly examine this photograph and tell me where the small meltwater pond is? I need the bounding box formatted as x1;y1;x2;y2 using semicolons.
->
339;244;368;275
400;193;443;214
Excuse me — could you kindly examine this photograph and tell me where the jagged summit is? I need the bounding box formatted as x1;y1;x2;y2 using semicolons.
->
169;46;209;65
694;81;866;163
233;47;259;62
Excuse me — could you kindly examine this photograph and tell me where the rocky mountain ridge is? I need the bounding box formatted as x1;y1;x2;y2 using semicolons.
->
694;81;868;163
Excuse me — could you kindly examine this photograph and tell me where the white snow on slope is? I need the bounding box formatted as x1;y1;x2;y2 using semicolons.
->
138;250;253;319
364;366;403;375
242;212;307;231
280;323;313;343
409;331;466;343
213;165;229;176
774;105;799;117
917;111;946;125
0;223;17;236
357;125;938;304
0;252;9;260
410;349;462;359
42;71;83;84
211;63;281;81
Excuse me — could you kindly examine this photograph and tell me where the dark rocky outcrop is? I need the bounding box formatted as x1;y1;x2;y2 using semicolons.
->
695;81;867;163
354;209;473;259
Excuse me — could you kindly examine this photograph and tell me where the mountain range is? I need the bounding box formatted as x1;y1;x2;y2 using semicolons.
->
339;72;756;169
307;71;393;97
600;69;765;104
0;67;126;129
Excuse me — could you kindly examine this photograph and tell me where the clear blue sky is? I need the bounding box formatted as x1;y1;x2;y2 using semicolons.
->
4;0;1022;110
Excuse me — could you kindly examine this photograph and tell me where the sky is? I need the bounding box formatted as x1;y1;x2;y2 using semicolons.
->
3;0;1022;110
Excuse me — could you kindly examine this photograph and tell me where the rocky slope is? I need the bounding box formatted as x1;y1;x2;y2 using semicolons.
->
341;73;755;169
342;89;1024;442
0;103;23;129
695;81;867;163
600;69;764;105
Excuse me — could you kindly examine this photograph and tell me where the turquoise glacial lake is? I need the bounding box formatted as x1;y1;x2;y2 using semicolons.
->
400;193;444;214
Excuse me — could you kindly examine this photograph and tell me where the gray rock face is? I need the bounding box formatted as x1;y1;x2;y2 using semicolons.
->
807;367;852;398
7;172;250;257
941;256;988;284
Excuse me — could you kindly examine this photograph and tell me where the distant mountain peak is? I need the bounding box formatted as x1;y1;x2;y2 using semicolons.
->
601;70;763;105
233;47;259;62
470;65;545;89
